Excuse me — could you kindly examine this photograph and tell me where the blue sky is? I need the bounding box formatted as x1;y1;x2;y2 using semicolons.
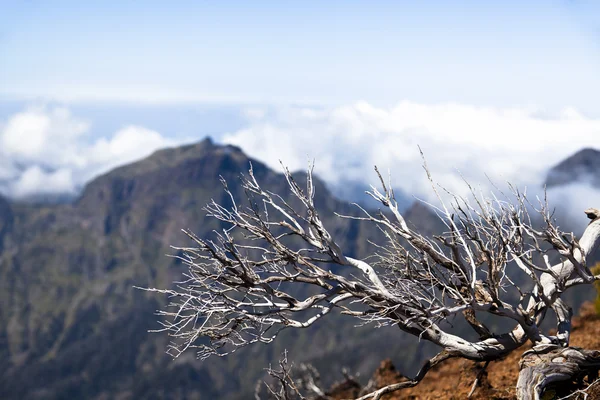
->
1;1;599;111
0;1;600;216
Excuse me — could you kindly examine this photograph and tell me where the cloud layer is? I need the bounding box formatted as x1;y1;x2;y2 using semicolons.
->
224;102;600;207
0;106;176;199
1;100;599;228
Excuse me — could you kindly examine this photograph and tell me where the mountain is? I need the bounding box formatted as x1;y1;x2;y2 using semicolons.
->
545;148;600;188
3;141;600;399
0;138;444;399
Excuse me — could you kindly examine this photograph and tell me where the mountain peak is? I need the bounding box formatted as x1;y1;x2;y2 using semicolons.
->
545;148;600;188
74;137;275;230
78;137;246;194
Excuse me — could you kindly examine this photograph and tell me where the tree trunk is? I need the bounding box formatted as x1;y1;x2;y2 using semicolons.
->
516;344;600;400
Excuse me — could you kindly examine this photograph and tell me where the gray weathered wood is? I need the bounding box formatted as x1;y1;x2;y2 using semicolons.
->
516;345;600;400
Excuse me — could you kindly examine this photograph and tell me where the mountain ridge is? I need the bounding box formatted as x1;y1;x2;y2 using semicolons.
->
0;137;444;399
1;140;599;399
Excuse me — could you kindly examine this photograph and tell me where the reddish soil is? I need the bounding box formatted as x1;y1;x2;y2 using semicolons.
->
328;302;600;399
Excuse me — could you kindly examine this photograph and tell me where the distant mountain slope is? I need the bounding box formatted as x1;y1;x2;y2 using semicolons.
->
545;148;600;188
0;195;12;252
0;138;445;399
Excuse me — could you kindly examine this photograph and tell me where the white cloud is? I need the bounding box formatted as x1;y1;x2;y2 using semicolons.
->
547;182;600;230
2;100;599;220
223;101;600;204
84;125;175;180
11;166;75;198
1;106;89;165
0;106;178;199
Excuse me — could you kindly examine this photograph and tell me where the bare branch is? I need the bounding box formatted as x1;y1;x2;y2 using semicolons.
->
144;159;600;399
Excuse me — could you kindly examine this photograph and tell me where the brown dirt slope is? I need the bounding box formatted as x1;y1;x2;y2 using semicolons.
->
328;302;600;400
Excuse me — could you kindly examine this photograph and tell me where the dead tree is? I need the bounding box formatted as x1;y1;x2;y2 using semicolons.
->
143;161;600;400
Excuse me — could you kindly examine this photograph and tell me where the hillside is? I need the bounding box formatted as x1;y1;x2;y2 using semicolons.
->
325;302;600;399
546;148;600;188
0;138;445;399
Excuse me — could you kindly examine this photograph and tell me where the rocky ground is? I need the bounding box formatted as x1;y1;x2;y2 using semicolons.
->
326;302;600;400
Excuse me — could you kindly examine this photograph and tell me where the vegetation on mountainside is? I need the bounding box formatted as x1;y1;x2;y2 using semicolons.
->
0;140;441;399
2;141;600;399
